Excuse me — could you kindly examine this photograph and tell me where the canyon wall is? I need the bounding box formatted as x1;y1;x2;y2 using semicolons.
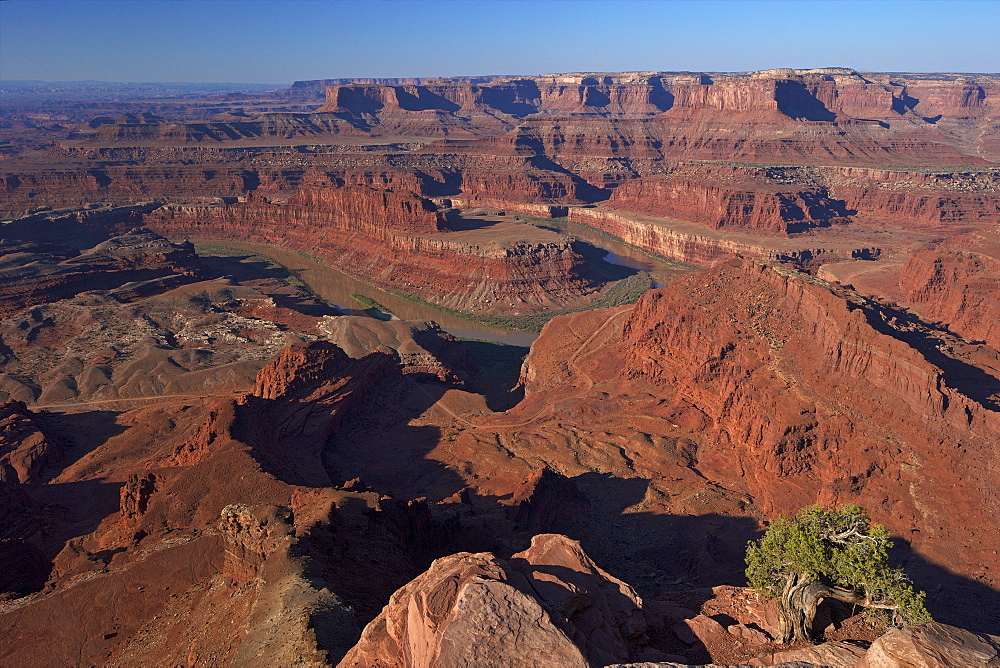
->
317;69;997;127
495;257;1000;618
827;167;1000;233
3;68;1000;666
898;229;1000;349
144;185;600;314
607;166;854;235
567;206;877;267
618;259;1000;580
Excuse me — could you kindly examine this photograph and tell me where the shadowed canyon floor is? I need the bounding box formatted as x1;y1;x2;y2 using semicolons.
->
1;67;999;666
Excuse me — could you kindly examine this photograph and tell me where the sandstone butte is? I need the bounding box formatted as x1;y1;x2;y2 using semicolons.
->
0;67;999;666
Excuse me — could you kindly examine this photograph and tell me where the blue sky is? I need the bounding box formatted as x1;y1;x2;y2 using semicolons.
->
1;0;997;83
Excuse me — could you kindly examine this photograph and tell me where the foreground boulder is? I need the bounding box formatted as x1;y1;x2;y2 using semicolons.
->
611;622;1000;667
0;400;60;484
342;534;1000;668
858;622;1000;667
338;550;588;668
338;533;647;667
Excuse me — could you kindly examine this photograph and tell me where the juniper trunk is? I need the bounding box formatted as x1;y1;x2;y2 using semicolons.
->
778;573;871;644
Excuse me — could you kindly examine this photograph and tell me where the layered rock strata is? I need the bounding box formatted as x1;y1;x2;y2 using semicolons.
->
145;185;602;315
0;229;202;318
460;257;1000;627
617;260;1000;590
898;228;1000;348
567;206;879;267
827;167;1000;234
607;167;854;235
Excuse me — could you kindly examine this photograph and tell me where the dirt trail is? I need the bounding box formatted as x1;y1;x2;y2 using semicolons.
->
419;307;633;431
30;392;241;411
33;306;630;428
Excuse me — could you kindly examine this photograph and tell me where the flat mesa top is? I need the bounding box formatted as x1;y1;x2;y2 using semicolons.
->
422;209;569;246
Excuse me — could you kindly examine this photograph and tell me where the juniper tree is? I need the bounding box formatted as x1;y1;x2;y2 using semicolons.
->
745;504;932;644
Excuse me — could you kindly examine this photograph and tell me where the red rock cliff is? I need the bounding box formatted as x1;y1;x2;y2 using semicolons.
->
144;185;600;315
607;167;853;235
620;259;1000;581
898;229;1000;348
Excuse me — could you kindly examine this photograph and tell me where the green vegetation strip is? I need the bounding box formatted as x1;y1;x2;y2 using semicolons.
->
350;293;393;315
386;271;653;333
192;239;655;334
193;242;306;288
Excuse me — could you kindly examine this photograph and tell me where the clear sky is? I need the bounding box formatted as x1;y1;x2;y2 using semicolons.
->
1;0;997;84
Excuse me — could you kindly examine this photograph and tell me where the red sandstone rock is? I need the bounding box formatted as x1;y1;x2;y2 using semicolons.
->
4;71;997;220
0;400;58;483
144;185;603;315
857;622;1000;667
673;614;729;648
827;167;1000;233
1;68;999;667
219;503;295;583
118;471;156;530
619;260;1000;577
898;228;1000;349
512;533;647;665
180;340;393;488
474;257;999;629
749;639;869;666
567;205;878;268
340;534;654;667
608;167;853;236
338;549;588;667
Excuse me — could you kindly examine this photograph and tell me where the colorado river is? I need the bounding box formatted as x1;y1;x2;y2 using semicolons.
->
533;218;692;288
189;225;691;347
189;238;539;346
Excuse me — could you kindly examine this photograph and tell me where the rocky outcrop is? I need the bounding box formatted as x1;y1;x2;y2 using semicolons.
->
0;160;445;215
316;69;997;132
568;206;877;267
484;78;994;167
220;503;358;666
459;166;585;204
610;625;1000;668
219;503;296;583
342;533;1000;667
898;229;1000;349
607;167;854;235
511;533;647;666
226;341;392;487
498;257;999;629
857;622;1000;667
826;167;1000;233
118;472;156;533
316;77;677;136
0;400;59;483
339;534;647;667
340;550;588;668
748;640;869;667
621;260;1000;539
